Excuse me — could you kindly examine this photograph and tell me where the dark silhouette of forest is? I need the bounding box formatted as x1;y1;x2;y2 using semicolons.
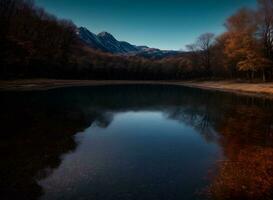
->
1;0;273;80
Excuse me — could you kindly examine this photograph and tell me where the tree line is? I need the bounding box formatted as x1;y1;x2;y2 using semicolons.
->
0;0;273;81
0;0;77;79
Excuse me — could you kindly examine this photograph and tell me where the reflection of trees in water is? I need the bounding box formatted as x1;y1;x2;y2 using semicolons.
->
1;85;273;200
166;106;218;142
208;146;273;200
208;104;273;200
94;112;114;128
70;86;273;200
0;93;94;200
164;91;226;143
163;95;273;199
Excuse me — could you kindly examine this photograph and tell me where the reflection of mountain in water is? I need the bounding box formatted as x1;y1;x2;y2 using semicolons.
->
1;85;273;200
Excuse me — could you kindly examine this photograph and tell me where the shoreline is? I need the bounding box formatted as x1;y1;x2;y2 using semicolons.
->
1;79;273;99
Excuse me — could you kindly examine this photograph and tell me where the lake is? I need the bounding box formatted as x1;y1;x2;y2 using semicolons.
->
1;84;273;200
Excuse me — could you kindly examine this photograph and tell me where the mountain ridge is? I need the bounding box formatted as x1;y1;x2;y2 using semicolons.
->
77;27;181;59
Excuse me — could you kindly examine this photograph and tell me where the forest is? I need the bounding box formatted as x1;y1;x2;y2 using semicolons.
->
0;0;273;81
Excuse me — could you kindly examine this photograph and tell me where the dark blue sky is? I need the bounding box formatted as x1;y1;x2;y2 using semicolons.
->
36;0;257;50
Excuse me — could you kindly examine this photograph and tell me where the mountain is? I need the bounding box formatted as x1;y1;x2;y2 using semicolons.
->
77;27;108;52
77;27;139;54
77;27;181;59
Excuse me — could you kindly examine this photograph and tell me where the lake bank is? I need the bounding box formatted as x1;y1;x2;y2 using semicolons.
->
0;79;180;91
1;79;273;98
180;81;273;99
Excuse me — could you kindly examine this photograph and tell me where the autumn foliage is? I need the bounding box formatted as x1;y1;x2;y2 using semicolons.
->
0;0;273;80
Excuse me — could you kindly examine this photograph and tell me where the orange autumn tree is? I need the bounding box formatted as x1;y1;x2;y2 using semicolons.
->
237;37;272;81
223;8;271;80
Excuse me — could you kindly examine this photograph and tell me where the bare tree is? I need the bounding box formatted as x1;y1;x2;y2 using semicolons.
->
258;0;273;58
257;0;273;78
197;33;215;76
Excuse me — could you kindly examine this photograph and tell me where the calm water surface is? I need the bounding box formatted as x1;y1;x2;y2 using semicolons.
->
1;85;273;200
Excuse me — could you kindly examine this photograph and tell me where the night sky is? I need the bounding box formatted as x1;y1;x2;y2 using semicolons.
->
36;0;257;50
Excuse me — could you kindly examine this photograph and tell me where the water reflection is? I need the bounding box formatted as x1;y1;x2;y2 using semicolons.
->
208;104;273;199
0;85;273;200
